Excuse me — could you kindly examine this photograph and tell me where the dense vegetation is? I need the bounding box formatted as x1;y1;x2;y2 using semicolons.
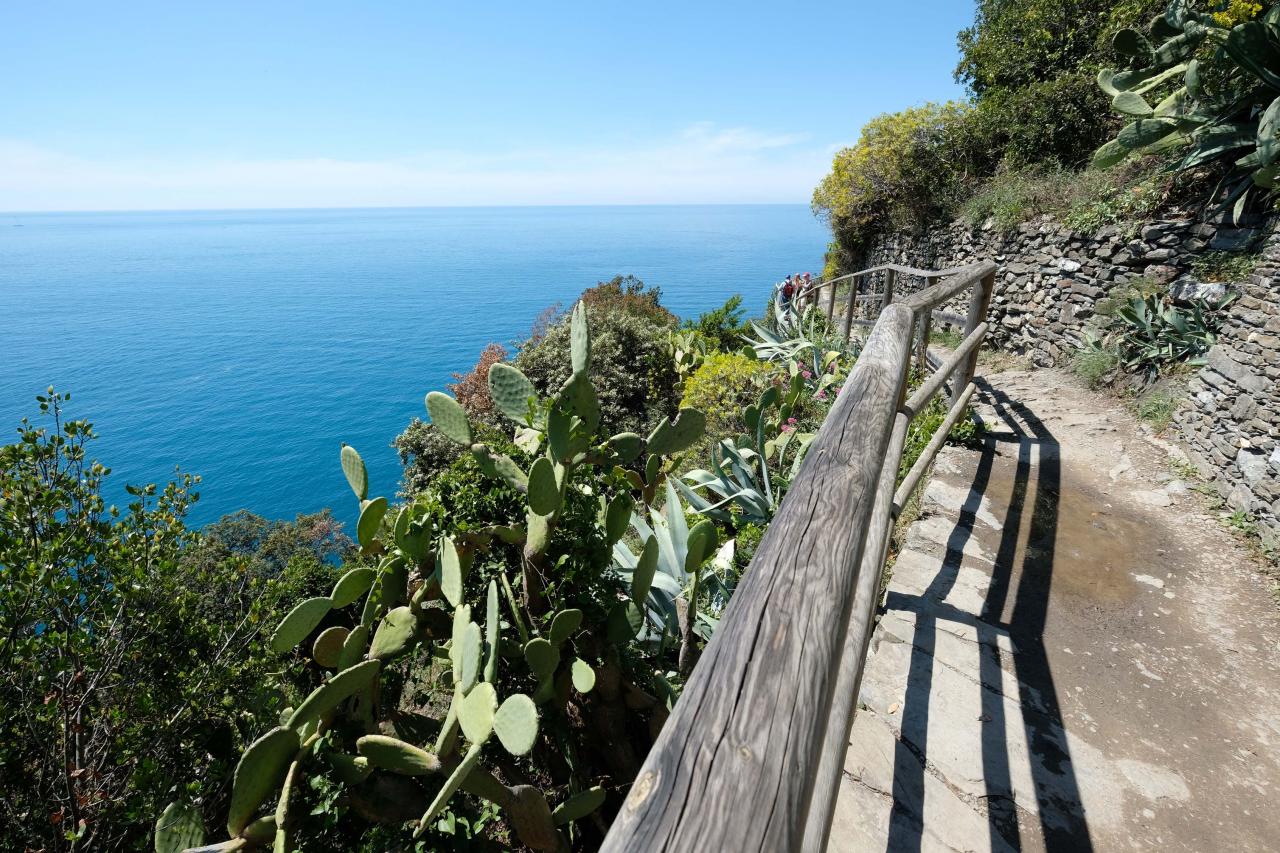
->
8;271;975;851
814;0;1277;270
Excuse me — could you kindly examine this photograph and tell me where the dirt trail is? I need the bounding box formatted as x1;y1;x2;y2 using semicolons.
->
829;367;1280;853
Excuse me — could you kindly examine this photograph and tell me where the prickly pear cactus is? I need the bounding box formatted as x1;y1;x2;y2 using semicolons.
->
157;301;707;852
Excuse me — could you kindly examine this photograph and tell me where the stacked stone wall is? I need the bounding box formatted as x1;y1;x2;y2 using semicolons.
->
859;215;1280;547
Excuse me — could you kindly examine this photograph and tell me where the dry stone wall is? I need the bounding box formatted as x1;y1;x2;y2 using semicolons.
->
860;215;1280;548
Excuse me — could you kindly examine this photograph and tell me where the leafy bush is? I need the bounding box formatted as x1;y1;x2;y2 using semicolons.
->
448;342;509;424
812;101;985;256
0;391;336;852
678;352;770;443
1072;338;1122;387
1093;0;1280;217
1135;383;1184;430
516;306;679;437
1106;292;1232;378
1190;250;1260;281
393;418;464;496
580;274;677;326
683;295;750;352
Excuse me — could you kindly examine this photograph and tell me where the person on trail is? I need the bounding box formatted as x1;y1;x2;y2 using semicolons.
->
781;275;795;308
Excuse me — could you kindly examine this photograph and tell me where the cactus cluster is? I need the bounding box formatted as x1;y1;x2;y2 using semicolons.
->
159;301;703;852
1095;0;1280;218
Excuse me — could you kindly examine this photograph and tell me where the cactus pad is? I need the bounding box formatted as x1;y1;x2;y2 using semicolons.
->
523;637;560;681
337;624;369;670
356;735;442;776
605;493;634;544
570;658;596;694
458;682;498;744
155;801;204;853
471;444;529;491
527;456;561;516
484;580;499;683
459;621;483;693
339;444;368;501
440;536;463;607
286;659;381;731
631;535;659;605
685;519;718;572
369;606;420;661
450;604;471;681
606;600;644;644
227;725;299;836
329;567;375;609
547;406;572;461
356;496;387;551
414;742;483;839
492;693;539;756
607;432;643;463
548;608;582;645
311;626;349;669
570;300;590;373
646;407;707;456
270;596;332;654
487;362;539;425
426;391;472;445
552;786;607;826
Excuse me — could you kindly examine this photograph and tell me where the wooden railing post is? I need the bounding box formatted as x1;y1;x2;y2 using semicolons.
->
826;277;837;321
842;275;858;340
951;268;995;405
916;275;936;372
879;268;897;314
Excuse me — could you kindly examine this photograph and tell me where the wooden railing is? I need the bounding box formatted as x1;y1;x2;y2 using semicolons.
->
601;259;997;853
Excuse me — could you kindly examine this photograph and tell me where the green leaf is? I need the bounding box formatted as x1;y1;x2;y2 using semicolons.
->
227;726;299;837
459;621;483;693
484;580;500;683
607;432;643;463
492;693;539;756
426;391;472;445
685;519;718;573
338;624;369;670
1258;95;1280;166
1117;117;1178;150
330;567;375;609
1111;27;1152;58
340;445;368;501
356;497;388;550
645;408;707;456
270;597;332;654
414;743;483;838
1225;21;1280;90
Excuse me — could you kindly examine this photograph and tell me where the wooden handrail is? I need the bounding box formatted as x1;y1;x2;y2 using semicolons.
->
604;260;998;852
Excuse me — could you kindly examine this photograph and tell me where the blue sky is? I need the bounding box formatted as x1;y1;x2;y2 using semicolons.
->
1;2;974;210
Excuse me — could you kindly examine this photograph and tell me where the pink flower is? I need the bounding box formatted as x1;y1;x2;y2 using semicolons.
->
816;390;827;400
801;370;812;379
787;417;797;424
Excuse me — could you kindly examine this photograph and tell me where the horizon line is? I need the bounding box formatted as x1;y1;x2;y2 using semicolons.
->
0;200;817;216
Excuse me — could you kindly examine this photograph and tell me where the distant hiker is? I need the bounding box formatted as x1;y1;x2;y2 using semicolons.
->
781;276;795;308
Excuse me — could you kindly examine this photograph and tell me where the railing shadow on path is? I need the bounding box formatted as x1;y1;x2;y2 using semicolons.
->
883;378;1093;853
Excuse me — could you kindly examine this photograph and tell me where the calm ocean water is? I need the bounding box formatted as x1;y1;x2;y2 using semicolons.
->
0;205;826;528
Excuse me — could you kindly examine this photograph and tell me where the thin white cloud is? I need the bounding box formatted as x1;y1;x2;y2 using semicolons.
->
0;124;835;211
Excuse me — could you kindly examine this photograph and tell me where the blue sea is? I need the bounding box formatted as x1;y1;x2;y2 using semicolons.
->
1;205;826;528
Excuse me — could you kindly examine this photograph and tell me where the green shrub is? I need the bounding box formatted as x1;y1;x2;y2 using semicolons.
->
393;418;464;496
580;274;677;326
1135;383;1184;432
684;295;750;353
515;307;679;437
679;352;771;442
1190;251;1260;283
1072;341;1121;387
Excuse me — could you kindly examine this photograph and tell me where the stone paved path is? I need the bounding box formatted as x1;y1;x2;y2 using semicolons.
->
828;367;1280;853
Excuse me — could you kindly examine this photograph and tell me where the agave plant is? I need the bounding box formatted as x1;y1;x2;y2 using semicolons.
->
1095;0;1280;218
611;480;719;674
1107;291;1234;377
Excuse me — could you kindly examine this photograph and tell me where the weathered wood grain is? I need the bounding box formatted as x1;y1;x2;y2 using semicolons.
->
600;306;915;853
